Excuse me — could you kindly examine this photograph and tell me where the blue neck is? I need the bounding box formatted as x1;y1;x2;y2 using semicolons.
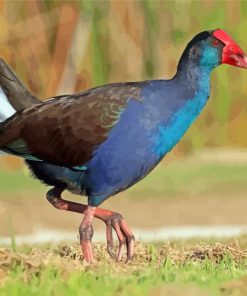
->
174;57;215;92
151;63;214;158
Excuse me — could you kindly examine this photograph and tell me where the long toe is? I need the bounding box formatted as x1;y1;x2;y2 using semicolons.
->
112;218;126;262
119;219;135;262
106;222;116;259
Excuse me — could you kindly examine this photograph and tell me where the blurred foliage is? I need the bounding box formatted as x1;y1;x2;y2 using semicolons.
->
1;0;247;170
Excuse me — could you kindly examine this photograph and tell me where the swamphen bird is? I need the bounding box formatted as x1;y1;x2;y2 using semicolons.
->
1;29;247;263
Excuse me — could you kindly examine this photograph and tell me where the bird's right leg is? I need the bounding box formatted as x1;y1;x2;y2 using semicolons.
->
46;187;95;262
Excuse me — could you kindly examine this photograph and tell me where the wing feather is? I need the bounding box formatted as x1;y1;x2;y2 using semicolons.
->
0;82;143;166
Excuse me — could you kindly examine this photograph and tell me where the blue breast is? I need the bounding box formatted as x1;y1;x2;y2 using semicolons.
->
151;78;210;157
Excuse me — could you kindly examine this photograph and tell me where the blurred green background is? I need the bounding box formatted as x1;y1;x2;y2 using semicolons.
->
0;0;247;169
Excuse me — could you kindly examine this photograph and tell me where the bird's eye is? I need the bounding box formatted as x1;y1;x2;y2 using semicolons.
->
212;40;219;47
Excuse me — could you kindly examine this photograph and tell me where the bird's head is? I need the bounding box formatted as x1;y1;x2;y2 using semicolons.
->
178;29;247;72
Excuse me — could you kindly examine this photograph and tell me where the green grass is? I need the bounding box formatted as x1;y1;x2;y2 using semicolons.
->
0;167;43;194
0;264;225;295
1;243;247;296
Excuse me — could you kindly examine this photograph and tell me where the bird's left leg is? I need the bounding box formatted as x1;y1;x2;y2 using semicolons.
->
46;187;95;262
94;208;135;262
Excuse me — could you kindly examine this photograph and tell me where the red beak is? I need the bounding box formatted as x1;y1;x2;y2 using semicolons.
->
213;29;247;69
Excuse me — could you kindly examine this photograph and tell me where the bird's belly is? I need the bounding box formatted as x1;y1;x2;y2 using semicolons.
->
26;161;86;194
85;137;160;199
86;158;157;199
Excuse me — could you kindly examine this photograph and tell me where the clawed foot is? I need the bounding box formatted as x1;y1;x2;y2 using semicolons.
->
79;211;135;263
46;188;135;263
98;212;135;262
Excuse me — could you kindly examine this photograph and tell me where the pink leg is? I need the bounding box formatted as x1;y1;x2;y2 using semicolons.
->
79;206;95;263
46;188;135;262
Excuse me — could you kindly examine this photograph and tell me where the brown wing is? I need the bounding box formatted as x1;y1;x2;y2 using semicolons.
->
0;82;142;166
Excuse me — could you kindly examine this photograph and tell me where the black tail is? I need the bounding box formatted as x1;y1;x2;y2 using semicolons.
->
0;58;41;111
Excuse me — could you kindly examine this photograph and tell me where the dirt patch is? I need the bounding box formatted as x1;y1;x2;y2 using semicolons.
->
221;276;247;296
150;284;210;296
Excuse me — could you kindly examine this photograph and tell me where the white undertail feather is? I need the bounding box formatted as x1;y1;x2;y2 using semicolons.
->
0;86;17;156
0;89;40;160
0;86;16;122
